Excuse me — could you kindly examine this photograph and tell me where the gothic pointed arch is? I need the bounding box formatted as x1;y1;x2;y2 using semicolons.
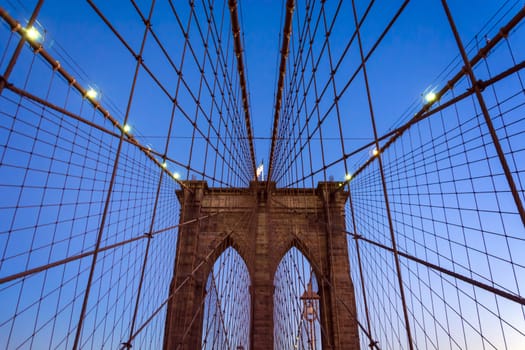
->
202;246;251;350
164;181;359;349
273;246;323;350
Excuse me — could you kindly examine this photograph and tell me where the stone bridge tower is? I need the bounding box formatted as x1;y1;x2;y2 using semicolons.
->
163;181;359;350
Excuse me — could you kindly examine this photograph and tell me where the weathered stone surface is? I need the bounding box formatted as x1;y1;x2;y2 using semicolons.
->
164;181;359;350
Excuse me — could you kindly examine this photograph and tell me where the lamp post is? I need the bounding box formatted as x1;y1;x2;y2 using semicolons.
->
300;281;320;350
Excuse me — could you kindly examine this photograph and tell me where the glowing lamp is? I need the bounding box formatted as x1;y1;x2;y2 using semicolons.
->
345;173;352;181
86;88;98;100
161;161;167;169
25;26;42;42
372;148;379;157
123;124;131;133
424;91;437;103
173;172;181;180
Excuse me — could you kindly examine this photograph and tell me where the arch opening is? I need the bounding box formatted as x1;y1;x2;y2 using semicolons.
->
274;246;323;350
201;246;251;350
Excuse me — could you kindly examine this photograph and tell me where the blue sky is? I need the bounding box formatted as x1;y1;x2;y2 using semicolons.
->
4;0;518;178
0;0;524;349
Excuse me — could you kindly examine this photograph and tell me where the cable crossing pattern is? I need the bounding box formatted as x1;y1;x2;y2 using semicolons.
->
0;0;524;349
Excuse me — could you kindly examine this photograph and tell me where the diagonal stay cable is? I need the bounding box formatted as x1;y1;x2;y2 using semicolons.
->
126;202;258;347
0;7;191;191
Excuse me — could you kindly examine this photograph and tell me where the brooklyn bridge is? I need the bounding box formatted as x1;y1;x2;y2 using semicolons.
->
0;0;524;349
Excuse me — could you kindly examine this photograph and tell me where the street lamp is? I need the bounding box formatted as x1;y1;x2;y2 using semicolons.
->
300;281;320;350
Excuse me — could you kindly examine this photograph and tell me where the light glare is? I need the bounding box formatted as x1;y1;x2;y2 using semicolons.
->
86;88;98;100
173;172;181;180
123;124;131;133
345;173;352;181
25;26;41;41
425;91;437;103
372;148;379;157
